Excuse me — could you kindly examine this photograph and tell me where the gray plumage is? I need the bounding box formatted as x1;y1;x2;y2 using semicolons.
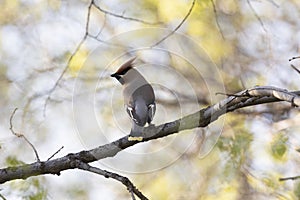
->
111;57;156;141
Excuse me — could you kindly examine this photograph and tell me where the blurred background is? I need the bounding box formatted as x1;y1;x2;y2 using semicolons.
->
1;0;300;199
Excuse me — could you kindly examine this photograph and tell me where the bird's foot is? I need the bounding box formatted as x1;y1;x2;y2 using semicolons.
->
128;136;143;141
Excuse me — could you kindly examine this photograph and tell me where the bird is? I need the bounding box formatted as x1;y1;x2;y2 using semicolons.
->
111;57;156;141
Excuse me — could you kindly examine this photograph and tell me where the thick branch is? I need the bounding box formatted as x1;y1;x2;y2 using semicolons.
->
0;86;299;184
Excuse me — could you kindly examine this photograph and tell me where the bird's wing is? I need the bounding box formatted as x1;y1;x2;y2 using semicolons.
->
147;103;156;124
125;104;144;126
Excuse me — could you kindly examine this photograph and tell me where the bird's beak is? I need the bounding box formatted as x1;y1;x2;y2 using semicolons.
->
111;73;123;84
110;73;119;78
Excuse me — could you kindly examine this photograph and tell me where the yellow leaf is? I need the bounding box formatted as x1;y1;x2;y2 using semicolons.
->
69;49;88;77
157;0;191;22
48;0;61;10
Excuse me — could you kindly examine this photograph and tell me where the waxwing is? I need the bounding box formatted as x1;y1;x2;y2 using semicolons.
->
111;57;156;141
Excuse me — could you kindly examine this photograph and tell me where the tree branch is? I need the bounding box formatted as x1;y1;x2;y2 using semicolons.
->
289;56;300;61
92;1;161;25
0;193;6;200
291;64;300;75
279;175;300;181
246;0;267;33
210;0;225;40
151;0;196;47
73;160;148;200
42;1;93;116
47;146;64;161
9;108;40;162
1;86;299;185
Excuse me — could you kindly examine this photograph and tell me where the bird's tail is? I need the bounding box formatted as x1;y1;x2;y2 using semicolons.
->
128;123;144;141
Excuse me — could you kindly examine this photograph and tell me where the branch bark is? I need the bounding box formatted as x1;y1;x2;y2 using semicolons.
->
0;86;299;184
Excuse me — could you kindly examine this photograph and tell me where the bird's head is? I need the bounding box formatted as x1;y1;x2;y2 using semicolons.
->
110;57;136;84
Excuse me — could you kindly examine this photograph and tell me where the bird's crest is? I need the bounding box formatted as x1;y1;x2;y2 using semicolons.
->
114;57;136;75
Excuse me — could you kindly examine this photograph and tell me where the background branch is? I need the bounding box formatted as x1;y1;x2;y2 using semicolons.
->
151;0;196;47
92;1;161;25
210;0;225;40
246;0;267;33
42;1;93;116
279;175;300;181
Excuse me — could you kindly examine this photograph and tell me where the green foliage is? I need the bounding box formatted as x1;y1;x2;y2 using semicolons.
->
262;176;277;189
294;181;300;199
8;178;47;200
66;185;89;200
270;133;288;160
218;131;253;165
230;132;253;161
27;178;47;200
5;156;25;166
217;116;253;180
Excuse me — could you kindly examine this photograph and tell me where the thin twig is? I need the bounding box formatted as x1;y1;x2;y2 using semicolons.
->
92;1;161;25
279;175;300;181
246;0;267;33
43;1;93;116
290;64;300;75
74;160;148;200
215;92;248;97
234;106;292;116
9;108;40;162
130;190;136;200
88;33;133;49
47;146;64;161
266;0;279;8
0;193;7;200
289;56;300;62
151;0;196;47
210;0;225;40
96;13;107;38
